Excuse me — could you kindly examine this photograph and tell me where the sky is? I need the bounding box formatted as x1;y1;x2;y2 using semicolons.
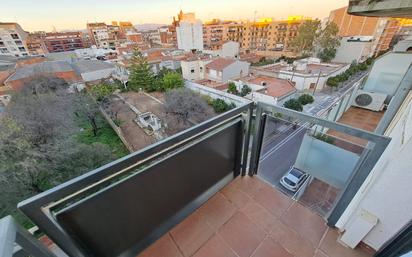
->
3;0;348;32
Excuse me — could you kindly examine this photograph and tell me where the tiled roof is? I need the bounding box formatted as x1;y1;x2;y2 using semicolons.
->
71;60;115;74
7;61;75;81
205;58;236;71
246;76;296;98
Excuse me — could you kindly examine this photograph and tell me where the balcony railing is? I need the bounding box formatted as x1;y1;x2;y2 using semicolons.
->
0;99;397;257
348;0;412;17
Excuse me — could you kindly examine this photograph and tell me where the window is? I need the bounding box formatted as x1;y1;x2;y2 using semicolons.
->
0;48;9;53
190;69;195;73
18;47;26;52
10;34;19;39
15;40;22;45
0;41;4;47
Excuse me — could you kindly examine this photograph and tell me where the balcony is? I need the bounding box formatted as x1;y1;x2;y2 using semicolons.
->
348;0;412;17
1;101;393;257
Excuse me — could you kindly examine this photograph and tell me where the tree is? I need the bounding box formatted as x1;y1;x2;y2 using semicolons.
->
90;82;116;102
283;99;303;112
298;94;314;105
326;77;339;88
316;22;340;62
0;76;117;226
289;20;321;55
74;93;101;137
227;82;239;95
128;48;156;92
163;88;213;133
240;85;252;97
161;72;184;91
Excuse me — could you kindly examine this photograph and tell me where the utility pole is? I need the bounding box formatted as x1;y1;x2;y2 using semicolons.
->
312;71;321;95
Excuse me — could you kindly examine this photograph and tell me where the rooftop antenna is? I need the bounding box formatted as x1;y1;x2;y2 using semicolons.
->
253;10;257;23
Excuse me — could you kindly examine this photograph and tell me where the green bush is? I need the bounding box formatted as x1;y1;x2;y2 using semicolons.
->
298;94;314;105
313;132;335;144
161;72;184;91
227;82;239;95
90;83;116;102
283;99;303;112
326;77;339;87
211;99;236;113
240;85;252;97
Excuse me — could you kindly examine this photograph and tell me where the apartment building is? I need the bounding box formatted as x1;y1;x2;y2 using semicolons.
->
43;32;86;53
0;22;29;57
26;32;48;56
176;12;203;51
329;6;401;55
87;22;126;49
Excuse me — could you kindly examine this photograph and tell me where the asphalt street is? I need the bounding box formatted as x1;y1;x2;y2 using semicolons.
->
257;118;307;196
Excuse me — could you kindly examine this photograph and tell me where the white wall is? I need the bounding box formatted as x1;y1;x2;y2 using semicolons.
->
221;61;250;82
81;68;115;82
363;52;412;99
337;92;412;250
181;59;210;81
177;21;203;51
333;38;374;64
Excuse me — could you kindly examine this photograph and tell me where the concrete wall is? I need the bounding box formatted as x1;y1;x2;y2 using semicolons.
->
333;38;374;63
337;92;412;250
81;67;115;82
182;60;207;81
221;61;250;82
363;52;412;99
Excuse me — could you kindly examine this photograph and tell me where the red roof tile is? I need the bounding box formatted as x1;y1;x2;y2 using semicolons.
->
205;58;236;71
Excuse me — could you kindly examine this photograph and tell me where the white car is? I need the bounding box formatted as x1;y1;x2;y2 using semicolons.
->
280;167;308;192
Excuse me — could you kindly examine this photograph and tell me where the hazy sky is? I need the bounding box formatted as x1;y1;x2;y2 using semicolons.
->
3;0;348;32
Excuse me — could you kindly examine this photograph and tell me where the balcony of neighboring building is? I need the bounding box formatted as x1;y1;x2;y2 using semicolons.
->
348;0;412;17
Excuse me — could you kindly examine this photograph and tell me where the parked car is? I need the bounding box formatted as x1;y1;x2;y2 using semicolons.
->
280;167;308;192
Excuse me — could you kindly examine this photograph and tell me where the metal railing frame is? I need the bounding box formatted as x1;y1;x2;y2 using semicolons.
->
249;101;391;226
17;102;253;257
0;216;56;257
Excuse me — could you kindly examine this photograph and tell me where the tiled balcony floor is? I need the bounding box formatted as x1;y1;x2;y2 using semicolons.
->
138;176;371;257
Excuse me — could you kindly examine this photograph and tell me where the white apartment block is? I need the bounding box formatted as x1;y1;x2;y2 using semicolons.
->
176;13;203;52
0;23;29;57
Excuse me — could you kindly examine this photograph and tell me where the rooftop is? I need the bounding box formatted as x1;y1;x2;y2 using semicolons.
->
138;176;371;257
6;61;75;82
257;62;346;76
71;60;115;73
245;76;296;98
206;57;236;71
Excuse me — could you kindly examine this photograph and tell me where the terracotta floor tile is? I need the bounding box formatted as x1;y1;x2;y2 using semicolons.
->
241;202;278;233
219;211;266;257
198;192;237;230
170;211;214;257
319;229;370;257
221;181;253;209
313;250;329;257
232;176;266;198
192;234;238;257
252;184;293;218
252;238;293;257
137;234;183;257
270;219;315;257
280;202;327;247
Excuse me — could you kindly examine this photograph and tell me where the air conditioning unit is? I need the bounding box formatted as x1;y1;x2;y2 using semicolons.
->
352;90;387;111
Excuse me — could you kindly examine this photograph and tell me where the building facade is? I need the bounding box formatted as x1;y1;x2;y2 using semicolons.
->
176;12;203;52
43;32;86;53
0;23;29;57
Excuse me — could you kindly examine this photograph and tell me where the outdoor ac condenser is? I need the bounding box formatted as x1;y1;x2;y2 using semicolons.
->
352;90;387;112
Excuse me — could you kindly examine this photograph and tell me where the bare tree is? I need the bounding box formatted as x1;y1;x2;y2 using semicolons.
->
163;88;213;133
74;93;101;136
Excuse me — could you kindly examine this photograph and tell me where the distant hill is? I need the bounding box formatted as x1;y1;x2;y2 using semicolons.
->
134;23;167;31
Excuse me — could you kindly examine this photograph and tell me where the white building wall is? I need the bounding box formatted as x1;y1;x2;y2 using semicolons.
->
337;92;412;250
177;21;203;51
333;38;374;64
221;61;250;82
0;24;29;57
181;60;210;80
81;68;115;82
